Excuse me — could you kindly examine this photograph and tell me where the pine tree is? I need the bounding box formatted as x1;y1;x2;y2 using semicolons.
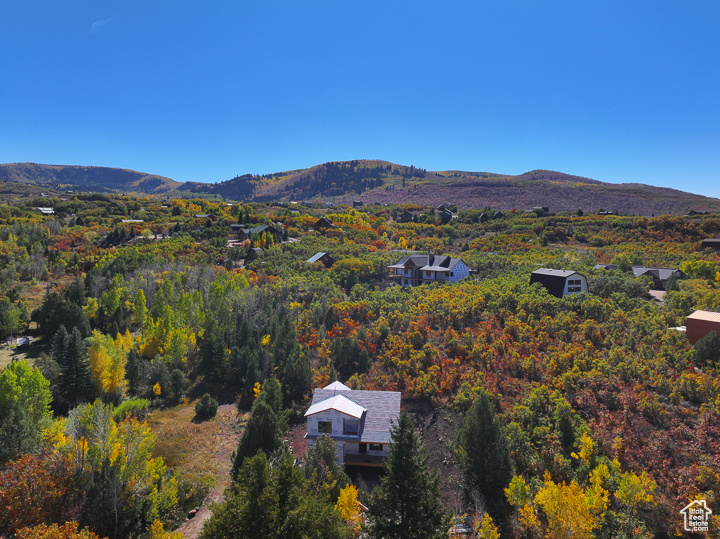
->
202;450;348;539
125;348;143;395
231;400;280;480
456;390;512;503
304;434;350;502
365;412;450;539
54;326;94;408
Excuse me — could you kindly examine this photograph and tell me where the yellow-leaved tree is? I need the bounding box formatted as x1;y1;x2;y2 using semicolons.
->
615;470;656;536
87;330;129;397
335;484;362;537
534;472;601;539
148;519;183;539
51;400;178;538
474;512;501;539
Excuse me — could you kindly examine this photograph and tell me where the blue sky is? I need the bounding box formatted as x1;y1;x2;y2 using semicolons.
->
2;1;719;197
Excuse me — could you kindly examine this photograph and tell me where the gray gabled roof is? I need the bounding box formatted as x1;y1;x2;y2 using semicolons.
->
594;264;682;281
532;268;579;278
387;253;464;272
306;388;401;444
307;252;329;263
530;268;584;298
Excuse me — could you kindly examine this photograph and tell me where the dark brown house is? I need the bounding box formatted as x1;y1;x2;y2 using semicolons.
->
307;252;335;268
397;210;414;223
701;238;720;250
315;217;336;229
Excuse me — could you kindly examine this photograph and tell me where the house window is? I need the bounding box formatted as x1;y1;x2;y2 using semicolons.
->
369;443;382;452
318;421;332;434
344;419;358;435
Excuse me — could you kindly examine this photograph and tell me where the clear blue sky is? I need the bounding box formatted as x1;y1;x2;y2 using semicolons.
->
2;1;719;197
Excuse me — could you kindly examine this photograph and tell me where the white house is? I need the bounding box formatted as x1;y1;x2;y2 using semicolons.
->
530;268;588;298
387;253;471;287
304;381;401;467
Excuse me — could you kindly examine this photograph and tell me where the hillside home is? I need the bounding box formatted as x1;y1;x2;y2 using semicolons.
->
307;252;335;268
701;238;720;250
315;217;336;229
305;381;401;467
593;264;684;290
397;210;414;223
245;247;263;262
36;207;54;215
387;253;471;287
686;310;720;345
230;224;282;243
439;208;453;224
530;269;588;298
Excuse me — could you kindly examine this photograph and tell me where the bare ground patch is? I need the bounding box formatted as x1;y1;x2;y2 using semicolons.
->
148;403;246;538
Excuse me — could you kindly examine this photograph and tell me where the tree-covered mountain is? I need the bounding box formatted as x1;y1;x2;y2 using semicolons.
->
0;162;182;193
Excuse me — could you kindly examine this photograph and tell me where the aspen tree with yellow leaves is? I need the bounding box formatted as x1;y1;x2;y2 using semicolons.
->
50;400;178;539
87;330;129;399
335;485;362;537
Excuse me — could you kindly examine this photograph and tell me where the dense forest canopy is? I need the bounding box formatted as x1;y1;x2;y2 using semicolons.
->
0;191;719;538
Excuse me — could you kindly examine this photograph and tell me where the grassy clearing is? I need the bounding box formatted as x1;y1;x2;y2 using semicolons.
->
0;338;49;371
148;403;246;488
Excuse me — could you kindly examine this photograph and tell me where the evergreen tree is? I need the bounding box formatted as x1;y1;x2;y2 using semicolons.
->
365;412;450;539
282;349;312;406
64;276;87;307
199;330;226;383
55;326;94;408
202;450;348;539
231;400;281;480
124;348;145;396
456;390;512;503
694;330;720;368
304;434;350;502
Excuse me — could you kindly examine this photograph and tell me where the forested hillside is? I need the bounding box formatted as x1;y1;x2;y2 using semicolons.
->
0;163;181;193
0;193;719;538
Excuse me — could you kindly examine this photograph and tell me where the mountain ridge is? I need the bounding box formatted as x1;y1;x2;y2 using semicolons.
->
2;160;719;216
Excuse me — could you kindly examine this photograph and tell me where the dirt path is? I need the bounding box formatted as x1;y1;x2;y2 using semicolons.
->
172;404;244;539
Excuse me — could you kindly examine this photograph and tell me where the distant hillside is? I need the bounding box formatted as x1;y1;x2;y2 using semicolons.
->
0;162;182;193
3;161;719;216
354;168;720;216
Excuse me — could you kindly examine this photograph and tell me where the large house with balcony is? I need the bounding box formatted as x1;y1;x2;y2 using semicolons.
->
305;381;401;467
387;253;471;287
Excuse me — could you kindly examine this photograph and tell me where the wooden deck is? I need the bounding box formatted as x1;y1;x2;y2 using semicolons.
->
344;453;386;467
